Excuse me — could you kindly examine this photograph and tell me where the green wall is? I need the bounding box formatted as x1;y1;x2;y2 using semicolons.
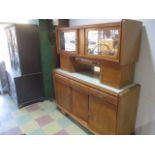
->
39;20;55;99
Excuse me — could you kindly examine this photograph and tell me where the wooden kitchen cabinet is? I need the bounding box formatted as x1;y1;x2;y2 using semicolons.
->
85;26;120;62
88;88;117;134
54;19;142;134
56;28;78;55
56;20;142;64
54;69;140;135
70;80;89;122
54;74;72;112
56;20;142;88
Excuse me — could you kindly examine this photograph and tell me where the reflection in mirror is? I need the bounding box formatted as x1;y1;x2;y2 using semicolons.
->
87;29;119;57
60;31;76;52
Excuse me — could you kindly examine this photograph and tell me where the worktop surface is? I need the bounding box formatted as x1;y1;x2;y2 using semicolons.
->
55;69;136;94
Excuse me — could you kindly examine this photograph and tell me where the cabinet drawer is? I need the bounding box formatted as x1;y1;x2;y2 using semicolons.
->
89;88;118;106
70;80;89;94
55;74;70;86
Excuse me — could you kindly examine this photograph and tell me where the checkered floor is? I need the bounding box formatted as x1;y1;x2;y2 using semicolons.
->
0;94;90;135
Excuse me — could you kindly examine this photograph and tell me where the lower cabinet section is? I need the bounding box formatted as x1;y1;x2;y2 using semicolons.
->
71;80;89;122
55;74;72;112
88;88;117;134
54;71;140;135
7;72;44;108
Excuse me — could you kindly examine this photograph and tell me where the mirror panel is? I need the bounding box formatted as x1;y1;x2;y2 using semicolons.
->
87;29;119;57
60;31;77;52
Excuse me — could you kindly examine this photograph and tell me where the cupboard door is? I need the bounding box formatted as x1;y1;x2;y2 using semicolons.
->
57;29;78;54
6;27;21;76
70;80;89;122
85;27;121;61
55;74;72;112
88;88;117;134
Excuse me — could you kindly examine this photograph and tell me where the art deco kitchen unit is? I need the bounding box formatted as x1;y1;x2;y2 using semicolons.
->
53;19;142;134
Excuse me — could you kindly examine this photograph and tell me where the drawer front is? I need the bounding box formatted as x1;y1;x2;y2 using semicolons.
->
55;74;70;86
89;88;118;106
54;74;72;112
70;80;89;94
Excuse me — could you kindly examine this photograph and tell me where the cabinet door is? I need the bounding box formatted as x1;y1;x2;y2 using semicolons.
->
85;27;121;62
70;80;89;122
55;74;72;112
6;27;21;76
88;88;117;134
57;29;78;54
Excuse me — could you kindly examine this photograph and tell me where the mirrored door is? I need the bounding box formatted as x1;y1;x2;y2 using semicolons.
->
86;28;120;59
59;30;78;53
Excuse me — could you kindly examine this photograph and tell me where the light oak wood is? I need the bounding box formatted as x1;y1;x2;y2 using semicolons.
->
56;103;99;135
60;54;76;72
79;29;85;56
54;74;72;112
56;103;88;128
116;85;140;134
54;20;142;133
54;70;118;96
57;29;79;54
89;87;118;107
56;20;142;65
70;80;89;122
53;70;140;134
56;20;142;88
84;26;121;62
120;20;142;65
100;62;135;88
88;87;117;134
57;22;122;30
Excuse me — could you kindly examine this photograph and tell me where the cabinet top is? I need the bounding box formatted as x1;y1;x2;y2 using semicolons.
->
56;19;142;65
54;69;137;96
56;19;142;30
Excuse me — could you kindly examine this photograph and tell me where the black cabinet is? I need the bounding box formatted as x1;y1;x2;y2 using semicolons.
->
5;24;44;108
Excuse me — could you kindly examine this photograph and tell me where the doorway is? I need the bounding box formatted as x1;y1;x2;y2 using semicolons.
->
0;24;10;96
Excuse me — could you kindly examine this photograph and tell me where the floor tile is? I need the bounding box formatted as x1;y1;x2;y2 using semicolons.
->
54;129;69;135
16;114;32;125
42;122;62;135
26;104;40;112
65;124;88;135
20;121;40;133
28;128;45;135
36;115;53;126
49;110;65;120
0;94;90;135
30;111;47;119
57;117;73;128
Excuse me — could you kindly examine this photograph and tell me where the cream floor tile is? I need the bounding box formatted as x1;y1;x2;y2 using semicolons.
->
30;111;47;119
49;110;65;120
65;124;88;135
20;121;40;133
42;122;62;134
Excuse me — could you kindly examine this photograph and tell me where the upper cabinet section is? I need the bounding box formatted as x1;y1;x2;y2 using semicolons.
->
56;20;142;65
57;29;78;55
85;27;120;60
